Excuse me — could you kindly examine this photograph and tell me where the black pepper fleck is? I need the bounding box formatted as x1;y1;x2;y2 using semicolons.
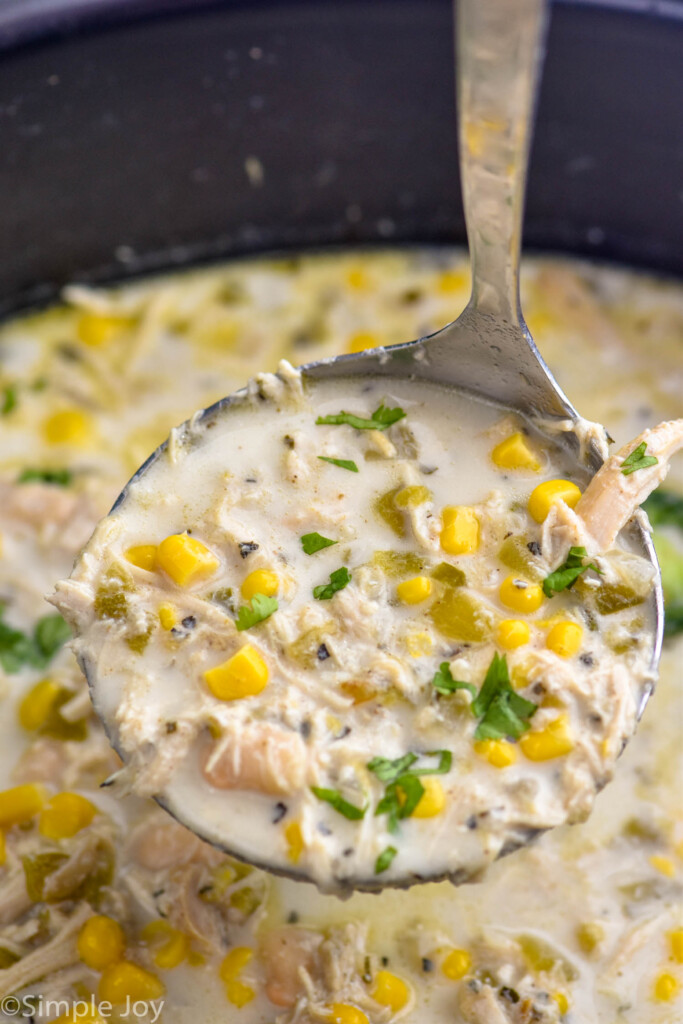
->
317;823;332;836
466;815;478;830
181;615;196;630
283;435;295;449
500;986;520;1004
239;542;259;558
527;540;542;556
272;802;287;824
381;956;389;967
580;652;595;667
422;958;434;973
245;477;257;483
300;720;312;739
165;721;177;734
317;643;330;661
343;847;354;857
287;911;299;924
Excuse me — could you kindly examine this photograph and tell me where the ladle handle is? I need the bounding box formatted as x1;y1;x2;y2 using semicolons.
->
457;0;548;319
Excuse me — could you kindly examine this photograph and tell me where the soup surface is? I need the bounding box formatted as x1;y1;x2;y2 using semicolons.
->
0;250;681;1022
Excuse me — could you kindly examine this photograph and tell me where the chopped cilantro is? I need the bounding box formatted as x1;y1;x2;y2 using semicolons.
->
644;490;683;530
543;546;601;597
313;566;351;600
311;786;366;820
431;661;477;697
235;593;278;631
370;750;452;832
471;653;537;741
621;441;659;476
300;532;337;555
375;846;398;874
0;611;71;674
1;384;17;415
18;468;73;487
367;753;418;783
316;403;406;432
317;456;359;472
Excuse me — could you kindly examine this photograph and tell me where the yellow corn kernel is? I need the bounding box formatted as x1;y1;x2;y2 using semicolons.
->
0;830;5;866
491;432;541;472
77;312;128;347
326;1005;370;1024
225;980;255;1007
528;479;582;523
220;946;253;983
285;821;304;864
39;792;97;839
669;928;683;964
18;678;61;731
394;485;432;509
499;575;544;614
156;533;219;587
553;991;570;1014
241;568;279;601
546;621;583;658
44;408;92;446
125;544;157;572
474;739;517;768
204;645;269;701
650;855;676;878
653;972;679;1002
437;268;469;294
0;783;48;828
520;715;574;761
497;619;531;650
141;920;189;970
441;948;473;980
98;961;165;1004
78;915;126;970
158;604;177;630
346;267;369;290
396;576;432;605
576;922;605;955
440;506;479;555
371;970;411;1012
411;777;446;818
405;631;433;657
347;330;378;353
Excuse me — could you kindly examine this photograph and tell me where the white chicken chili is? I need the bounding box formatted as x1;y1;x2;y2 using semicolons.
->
53;366;668;891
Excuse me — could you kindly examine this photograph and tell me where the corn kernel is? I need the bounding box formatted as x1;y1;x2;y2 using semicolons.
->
653;972;679;1002
141;920;189;970
98;961;165;1004
18;678;61;731
546;621;583;658
440;506;479;555
241;568;279;601
44;409;92;446
156;533;219;587
411;777;446;818
491;432;541;472
326;1004;370;1024
371;970;411;1012
0;830;6;866
225;980;255;1007
576;922;604;955
520;715;574;761
0;783;48;828
285;821;304;864
125;545;157;571
77;312;128;347
497;619;531;650
78;915;126;970
437;268;469;294
528;479;582;523
204;645;269;701
396;576;432;605
394;485;432;509
158;604;177;630
553;991;570;1014
405;631;433;657
669;928;683;964
499;575;544;614
441;948;472;980
39;792;97;839
474;739;517;768
650;855;676;878
347;330;378;353
220;946;253;982
347;268;369;290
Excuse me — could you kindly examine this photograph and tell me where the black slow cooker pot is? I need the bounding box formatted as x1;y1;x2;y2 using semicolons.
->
1;0;682;318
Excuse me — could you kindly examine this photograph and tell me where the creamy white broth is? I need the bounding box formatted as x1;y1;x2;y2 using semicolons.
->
0;250;681;1023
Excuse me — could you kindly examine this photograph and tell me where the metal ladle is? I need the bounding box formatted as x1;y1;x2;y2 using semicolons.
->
78;0;664;889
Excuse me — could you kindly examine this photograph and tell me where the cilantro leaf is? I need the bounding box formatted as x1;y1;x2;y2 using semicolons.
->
367;753;418;783
370;751;451;832
543;546;601;597
0;611;71;674
1;384;17;416
644;490;683;531
34;615;72;661
316;403;406;432
471;653;537;742
431;661;477;697
313;567;351;600
235;593;278;631
311;786;366;820
375;845;398;874
621;441;659;476
300;532;337;555
317;456;359;472
18;468;73;487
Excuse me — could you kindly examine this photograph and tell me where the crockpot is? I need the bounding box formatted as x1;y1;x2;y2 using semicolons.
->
0;0;682;319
